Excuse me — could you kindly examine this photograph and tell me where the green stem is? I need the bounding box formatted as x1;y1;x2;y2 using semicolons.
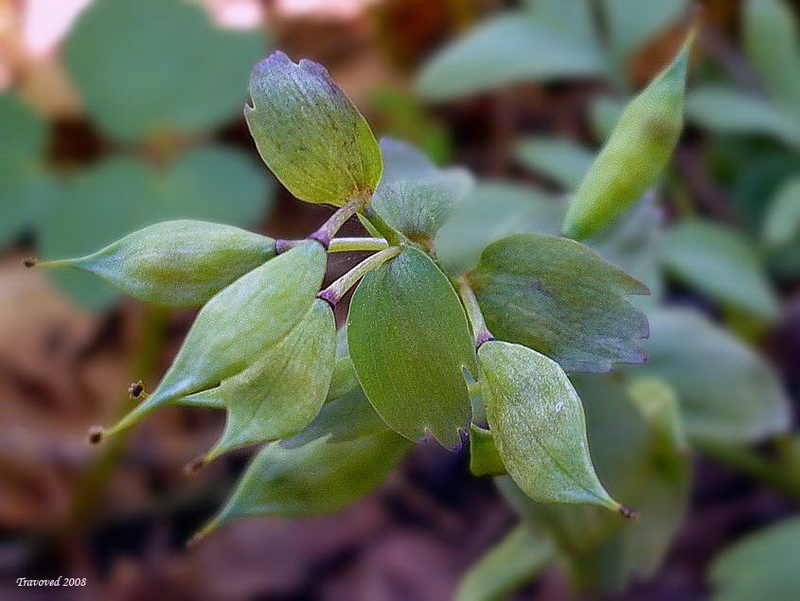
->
698;439;800;499
318;246;401;306
330;237;391;253
362;207;402;246
309;196;368;249
61;304;170;536
457;277;494;349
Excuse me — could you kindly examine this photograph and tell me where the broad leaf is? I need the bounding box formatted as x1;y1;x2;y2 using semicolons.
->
64;0;264;141
601;0;689;65
246;51;382;206
456;525;553;601
195;431;411;540
188;299;336;461
687;86;800;149
416;13;605;101
348;247;477;449
480;341;620;510
469;233;649;373
281;387;389;449
38;148;271;309
0;93;51;245
372;138;473;242
104;241;328;436
661;219;780;321
523;0;599;49
590;95;626;141
514;136;594;191
710;517;800;601
327;325;359;401
42;220;276;307
744;0;800;120
763;176;800;247
434;182;565;275
638;308;791;443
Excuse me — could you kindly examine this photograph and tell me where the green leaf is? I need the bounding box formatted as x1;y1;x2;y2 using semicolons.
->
514;136;594;191
38;148;271;309
195;431;411;538
661;219;780;321
434;181;565;275
246;51;382;206
456;525;553;601
469;233;649;373
763;176;800;247
41;220;276;307
372;138;473;242
416;12;605;101
687;86;800;149
522;0;600;48
326;325;359;401
0;93;51;246
563;34;692;239
64;0;264;141
103;241;328;437
710;517;800;601
601;0;689;64
348;247;477;449
186;298;336;460
744;0;800;120
638;308;791;444
479;341;620;510
469;424;507;477
496;370;690;594
281;387;389;449
589;95;626;141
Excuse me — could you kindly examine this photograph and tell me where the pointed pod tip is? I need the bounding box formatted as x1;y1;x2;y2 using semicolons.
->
22;257;38;269
185;531;206;550
619;505;640;521
87;426;106;445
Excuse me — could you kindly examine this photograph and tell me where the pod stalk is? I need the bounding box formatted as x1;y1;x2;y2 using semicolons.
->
317;246;402;306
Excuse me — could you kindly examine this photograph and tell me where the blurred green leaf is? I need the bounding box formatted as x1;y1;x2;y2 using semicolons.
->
0;93;51;245
687;86;800;149
638;308;791;444
246;51;382;206
348;248;477;449
64;0;264;141
763;176;800;247
281;387;389;450
480;340;619;510
710;517;800;601
197;431;411;537
38;147;270;309
372;138;473;242
514;136;594;191
434;181;565;276
589;95;626;141
601;0;689;65
469;424;507;477
456;525;553;601
522;0;599;48
661;219;780;321
744;0;800;120
469;233;649;373
188;299;336;461
416;12;605;101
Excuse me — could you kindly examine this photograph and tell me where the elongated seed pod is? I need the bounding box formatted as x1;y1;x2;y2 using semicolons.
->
39;220;276;307
563;30;694;240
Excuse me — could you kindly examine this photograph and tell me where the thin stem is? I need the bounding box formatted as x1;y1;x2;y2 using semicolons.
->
309;196;368;249
318;246;401;306
457;277;494;349
362;207;401;246
329;237;389;252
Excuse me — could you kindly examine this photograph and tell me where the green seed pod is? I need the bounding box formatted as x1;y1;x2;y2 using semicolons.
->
478;340;625;513
562;30;694;240
101;240;327;438
186;298;337;462
40;220;276;307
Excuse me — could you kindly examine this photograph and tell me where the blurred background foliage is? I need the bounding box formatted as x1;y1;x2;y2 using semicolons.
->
0;1;798;600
